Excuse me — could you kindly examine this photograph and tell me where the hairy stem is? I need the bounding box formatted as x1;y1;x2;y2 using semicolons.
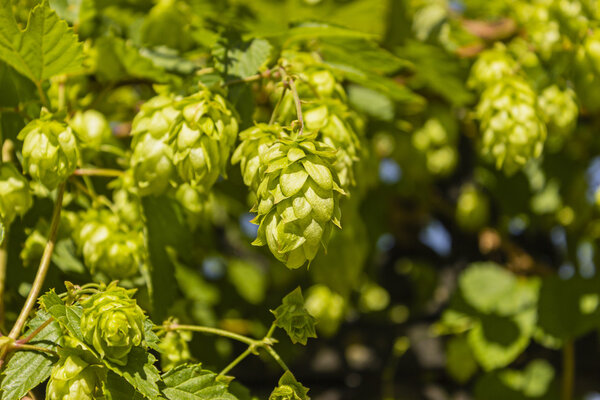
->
263;345;290;373
18;317;54;344
35;82;49;109
218;346;254;377
223;67;281;87
8;183;66;340
562;340;575;400
269;86;288;125
279;67;304;135
161;324;257;346
12;343;58;357
73;168;124;178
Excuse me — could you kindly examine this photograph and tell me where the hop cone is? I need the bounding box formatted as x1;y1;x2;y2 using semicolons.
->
468;44;517;92
80;283;146;365
476;77;546;174
130;95;180;196
269;371;309;400
412;112;458;176
305;285;346;337
272;287;317;345
171;88;238;188
249;127;344;269
0;163;32;224
538;85;578;148
159;328;192;371
47;349;104;400
69;110;112;148
18;117;79;190
75;209;142;279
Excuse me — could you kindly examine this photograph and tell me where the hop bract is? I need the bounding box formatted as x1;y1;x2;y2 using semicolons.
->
468;44;517;92
0;163;33;224
249;126;344;269
69;110;112;148
171;88;238;188
18;117;79;190
130;95;180;196
74;209;142;279
80;283;146;365
46;350;104;400
476;77;546;174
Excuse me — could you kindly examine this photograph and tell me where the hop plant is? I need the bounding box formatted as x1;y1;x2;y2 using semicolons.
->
69;110;112;148
0;163;33;224
46;349;104;400
247;126;344;269
159;327;192;371
74;209;142;279
412;110;459;176
272;287;317;345
130;95;180;196
304;285;346;337
476;77;547;174
18;117;79;190
269;371;309;400
468;44;517;92
80;283;146;365
171;88;238;188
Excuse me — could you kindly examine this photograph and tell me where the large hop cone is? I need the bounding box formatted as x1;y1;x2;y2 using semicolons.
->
250;128;344;269
476;76;546;174
468;44;517;92
130;95;180;196
171;88;239;188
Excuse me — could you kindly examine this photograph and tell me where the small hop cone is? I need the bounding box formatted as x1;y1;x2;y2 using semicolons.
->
69;110;112;148
18;117;79;190
159;327;192;371
80;283;146;366
172;88;239;188
130;95;180;196
476;77;546;174
269;371;310;400
46;349;104;400
0;163;33;224
468;44;517;92
538;85;578;149
272;287;317;345
251;128;344;269
74;209;142;279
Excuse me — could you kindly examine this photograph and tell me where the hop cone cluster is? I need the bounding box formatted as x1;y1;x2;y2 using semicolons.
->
74;209;142;279
538;85;578;147
275;54;362;190
47;349;104;400
236;125;344;269
130;88;238;196
476;77;547;174
412;109;459;176
0;163;32;224
18;117;79;190
80;283;146;366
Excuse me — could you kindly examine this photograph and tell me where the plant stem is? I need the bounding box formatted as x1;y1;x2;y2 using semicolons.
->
73;168;124;178
8;183;66;340
269;86;288;125
218;346;254;377
223;67;280;87
0;229;9;330
263;345;290;372
12;343;58;357
279;67;304;135
57;75;67;112
18;317;54;344
562;340;575;400
35;82;49;109
162;324;257;346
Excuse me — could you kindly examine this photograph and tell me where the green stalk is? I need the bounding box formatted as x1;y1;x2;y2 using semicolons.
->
162;324;257;346
218;346;254;377
8;183;66;340
562;340;575;400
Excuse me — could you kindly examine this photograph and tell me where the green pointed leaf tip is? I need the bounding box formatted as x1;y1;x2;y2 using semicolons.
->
272;287;317;345
269;371;309;400
162;363;238;400
0;0;84;83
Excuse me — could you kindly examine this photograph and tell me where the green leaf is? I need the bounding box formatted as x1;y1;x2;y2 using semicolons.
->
142;195;192;321
467;310;536;371
445;335;478;384
0;0;84;84
213;38;272;80
94;35;174;84
39;290;85;342
162;363;238;400
347;84;394;121
537;275;600;340
0;310;62;400
102;348;163;400
103;370;146;400
228;259;267;305
459;262;517;315
271;287;317;345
